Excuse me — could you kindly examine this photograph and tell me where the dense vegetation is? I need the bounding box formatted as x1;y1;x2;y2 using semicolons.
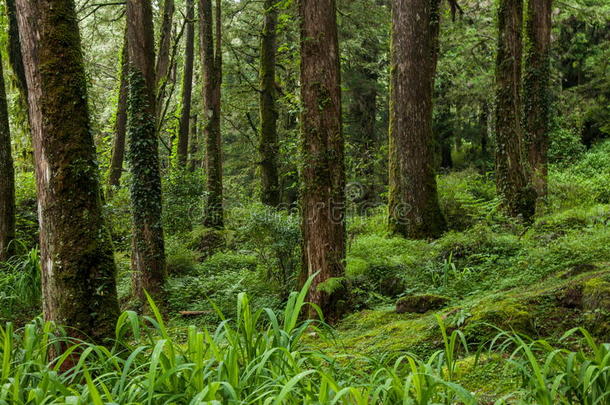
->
0;0;609;403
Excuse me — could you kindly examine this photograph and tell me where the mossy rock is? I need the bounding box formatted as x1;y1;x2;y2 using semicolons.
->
396;294;449;314
464;298;533;343
188;226;232;258
581;276;610;335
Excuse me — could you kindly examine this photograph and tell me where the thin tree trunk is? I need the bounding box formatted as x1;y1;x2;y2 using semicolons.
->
108;27;129;189
15;0;120;342
298;0;346;321
188;114;200;170
524;0;552;202
388;0;446;239
259;0;280;207
495;0;535;219
177;0;195;167
126;0;166;302
156;0;175;88
0;51;15;262
6;0;27;98
199;0;223;228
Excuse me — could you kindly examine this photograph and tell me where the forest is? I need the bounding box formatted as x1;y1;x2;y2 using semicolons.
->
0;0;609;402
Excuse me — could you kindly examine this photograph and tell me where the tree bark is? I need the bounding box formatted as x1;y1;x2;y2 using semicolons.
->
259;0;280;207
199;0;223;228
0;51;15;262
298;0;346;321
156;0;175;88
524;0;552;201
177;0;195;167
6;0;27;98
108;27;129;189
495;0;535;219
388;0;446;239
126;0;166;302
15;0;120;342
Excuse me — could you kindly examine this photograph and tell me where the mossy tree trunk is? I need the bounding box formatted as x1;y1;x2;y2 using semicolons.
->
258;0;280;207
108;27;129;190
298;0;346;321
126;0;166;302
177;0;195;167
388;0;446;239
524;0;552;202
199;0;224;228
15;0;120;342
0;51;15;262
495;0;536;219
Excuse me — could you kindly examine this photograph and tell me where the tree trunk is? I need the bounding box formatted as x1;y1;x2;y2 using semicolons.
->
177;0;195;167
298;0;346;321
108;27;129;189
126;0;166;302
156;0;175;88
188;115;200;171
6;0;27;98
259;0;280;207
199;0;223;228
388;0;446;239
0;51;15;262
15;0;120;342
495;0;535;219
524;0;552;202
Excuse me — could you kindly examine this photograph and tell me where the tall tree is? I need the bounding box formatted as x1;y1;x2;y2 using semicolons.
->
388;0;446;239
15;0;120;341
177;0;195;167
0;51;15;262
199;0;223;228
126;0;166;302
258;0;280;207
6;0;27;98
108;27;129;189
495;0;535;219
156;0;175;87
524;0;552;201
299;0;346;320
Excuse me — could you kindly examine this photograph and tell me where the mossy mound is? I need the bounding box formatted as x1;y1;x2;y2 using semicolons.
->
396;294;450;314
188;226;233;258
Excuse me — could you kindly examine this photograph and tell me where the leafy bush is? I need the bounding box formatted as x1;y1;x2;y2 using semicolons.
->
165;235;200;274
0;247;41;321
237;204;301;296
548;127;585;165
437;170;501;230
162;168;205;234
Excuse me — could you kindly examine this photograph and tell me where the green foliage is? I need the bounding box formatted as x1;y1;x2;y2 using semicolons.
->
236;204;301;296
548;126;586;165
0;246;40;321
162;168;205;234
165;235;200;274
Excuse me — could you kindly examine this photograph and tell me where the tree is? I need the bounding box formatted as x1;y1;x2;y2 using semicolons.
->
15;0;120;341
258;0;280;207
108;27;129;189
6;0;27;98
177;0;196;167
495;0;535;219
199;0;224;228
126;0;166;302
299;0;346;320
524;0;552;201
155;0;175;122
388;0;446;239
0;51;15;262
